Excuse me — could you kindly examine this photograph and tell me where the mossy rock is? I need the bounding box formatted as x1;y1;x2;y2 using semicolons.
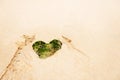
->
32;39;62;59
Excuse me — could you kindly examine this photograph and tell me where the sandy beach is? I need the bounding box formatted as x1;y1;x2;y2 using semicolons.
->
0;0;120;80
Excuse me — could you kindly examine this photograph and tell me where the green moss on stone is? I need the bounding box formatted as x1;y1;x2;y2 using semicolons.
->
32;39;62;59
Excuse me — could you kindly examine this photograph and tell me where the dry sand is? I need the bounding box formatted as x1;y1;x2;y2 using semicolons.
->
0;0;120;80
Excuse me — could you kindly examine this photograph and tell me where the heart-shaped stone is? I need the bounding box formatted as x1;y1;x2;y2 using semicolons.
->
32;39;62;59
